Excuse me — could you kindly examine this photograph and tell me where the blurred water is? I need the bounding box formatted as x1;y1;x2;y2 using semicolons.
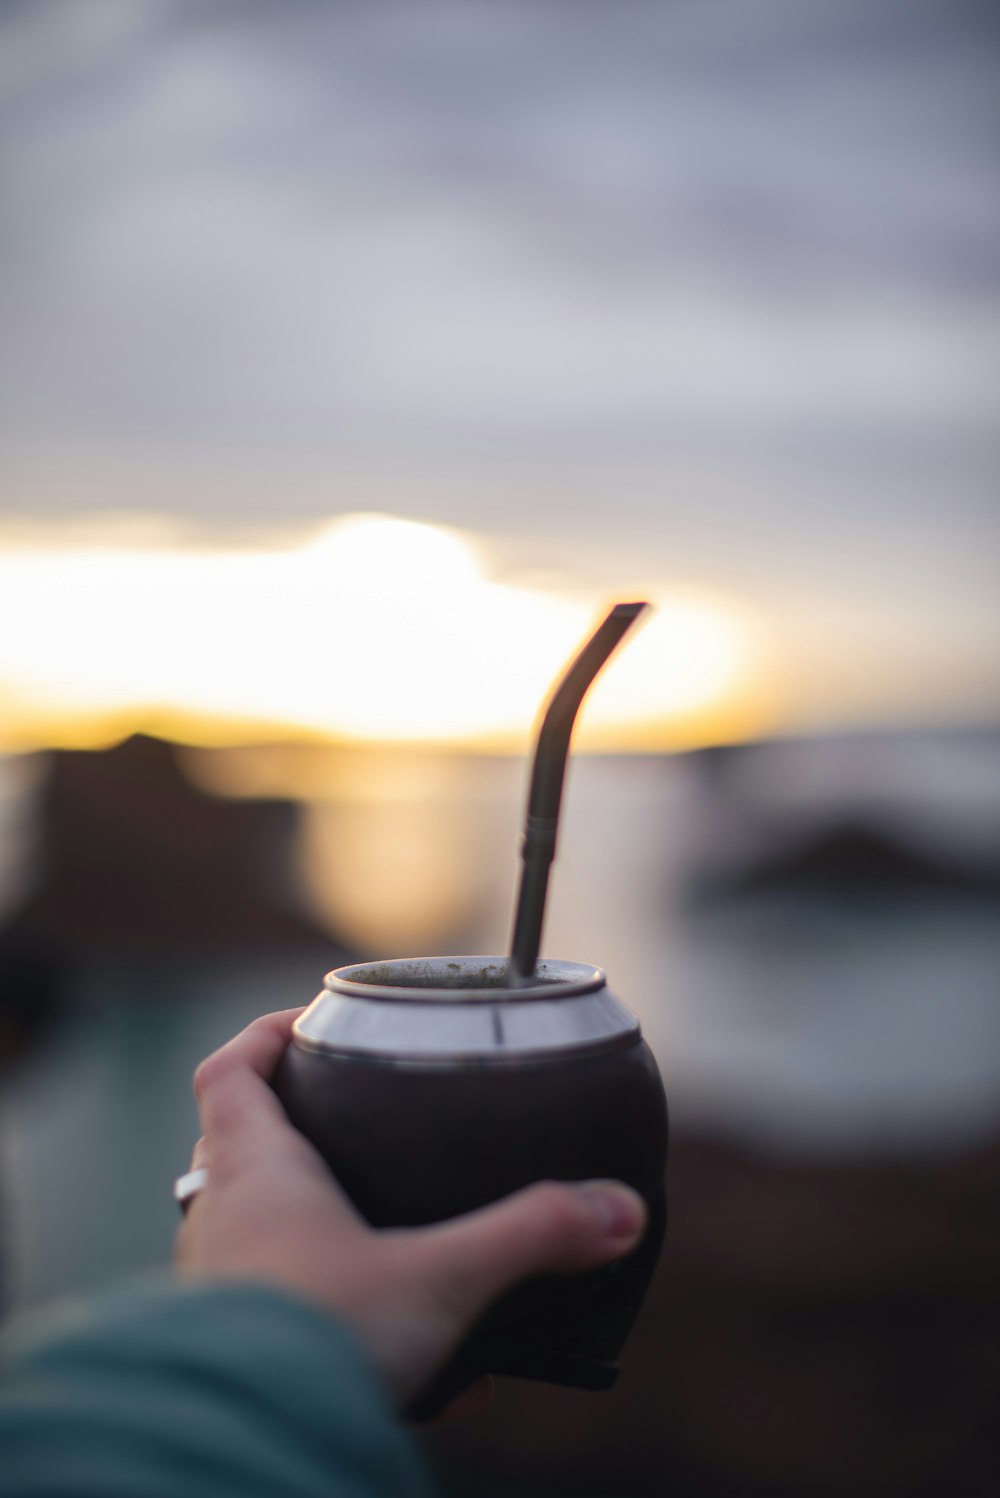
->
2;748;997;1312
0;955;320;1311
544;755;1000;1153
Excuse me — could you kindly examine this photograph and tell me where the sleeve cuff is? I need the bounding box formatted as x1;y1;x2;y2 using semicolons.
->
1;1276;434;1498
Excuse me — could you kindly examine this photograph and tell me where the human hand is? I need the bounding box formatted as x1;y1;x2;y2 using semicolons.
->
174;1009;648;1410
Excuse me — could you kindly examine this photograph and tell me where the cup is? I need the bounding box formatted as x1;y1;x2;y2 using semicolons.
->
273;953;667;1414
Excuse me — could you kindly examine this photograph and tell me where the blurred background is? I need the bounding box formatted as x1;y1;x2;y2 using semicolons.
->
1;1;998;1494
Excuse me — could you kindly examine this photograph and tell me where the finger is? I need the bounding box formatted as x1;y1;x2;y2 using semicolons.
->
193;1008;305;1168
408;1179;647;1326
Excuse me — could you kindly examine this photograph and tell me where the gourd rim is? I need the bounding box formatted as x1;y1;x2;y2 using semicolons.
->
323;955;606;1004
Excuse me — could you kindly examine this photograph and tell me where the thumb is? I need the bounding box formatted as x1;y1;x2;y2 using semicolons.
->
408;1179;647;1325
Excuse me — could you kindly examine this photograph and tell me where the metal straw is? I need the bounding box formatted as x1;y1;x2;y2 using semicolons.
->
508;601;649;983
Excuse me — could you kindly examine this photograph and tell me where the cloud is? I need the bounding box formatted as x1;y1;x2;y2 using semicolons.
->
0;0;997;535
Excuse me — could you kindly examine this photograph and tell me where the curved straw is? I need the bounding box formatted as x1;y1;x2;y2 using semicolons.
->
508;601;649;982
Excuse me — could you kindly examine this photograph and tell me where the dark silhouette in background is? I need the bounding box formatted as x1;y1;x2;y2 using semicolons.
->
0;735;347;1067
0;735;340;960
1;733;998;1497
696;820;1000;904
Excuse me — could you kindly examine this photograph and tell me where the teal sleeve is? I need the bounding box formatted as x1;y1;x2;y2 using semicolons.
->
0;1279;436;1498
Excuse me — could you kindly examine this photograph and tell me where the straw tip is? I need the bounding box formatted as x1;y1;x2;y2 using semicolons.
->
611;600;650;619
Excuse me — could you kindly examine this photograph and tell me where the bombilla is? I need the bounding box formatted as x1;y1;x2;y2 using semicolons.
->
508;600;650;983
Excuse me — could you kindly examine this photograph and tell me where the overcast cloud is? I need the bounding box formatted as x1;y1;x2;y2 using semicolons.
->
0;0;998;597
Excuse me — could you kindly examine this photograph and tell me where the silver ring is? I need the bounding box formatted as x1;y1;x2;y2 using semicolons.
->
173;1166;209;1212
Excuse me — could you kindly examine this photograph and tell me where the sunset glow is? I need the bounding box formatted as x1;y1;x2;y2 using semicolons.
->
0;514;774;753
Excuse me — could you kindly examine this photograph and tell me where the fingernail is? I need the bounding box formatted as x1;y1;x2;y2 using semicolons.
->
577;1181;646;1240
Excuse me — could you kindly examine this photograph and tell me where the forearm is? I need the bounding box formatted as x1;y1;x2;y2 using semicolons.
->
0;1278;435;1498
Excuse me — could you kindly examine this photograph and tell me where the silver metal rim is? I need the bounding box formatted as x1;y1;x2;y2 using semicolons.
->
295;956;639;1064
323;955;606;1005
290;1018;639;1067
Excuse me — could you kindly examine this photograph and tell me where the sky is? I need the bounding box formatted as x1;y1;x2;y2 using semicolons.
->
0;0;997;739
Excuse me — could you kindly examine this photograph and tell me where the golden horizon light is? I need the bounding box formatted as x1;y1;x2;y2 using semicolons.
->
0;513;777;754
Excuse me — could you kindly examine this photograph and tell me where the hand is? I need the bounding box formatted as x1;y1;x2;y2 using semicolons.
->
175;1009;648;1409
